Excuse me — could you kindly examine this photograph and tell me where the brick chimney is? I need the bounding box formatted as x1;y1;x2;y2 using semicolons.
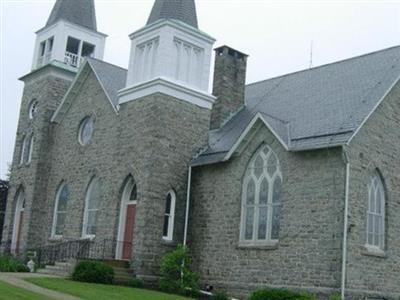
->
210;46;248;130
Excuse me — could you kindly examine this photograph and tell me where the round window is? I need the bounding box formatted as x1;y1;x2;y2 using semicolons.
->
79;117;94;145
28;100;39;119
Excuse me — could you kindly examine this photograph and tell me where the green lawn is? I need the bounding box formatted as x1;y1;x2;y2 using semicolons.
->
0;280;53;300
26;277;191;300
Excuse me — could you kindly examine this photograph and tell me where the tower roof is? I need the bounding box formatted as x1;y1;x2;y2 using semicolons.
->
46;0;97;31
147;0;198;29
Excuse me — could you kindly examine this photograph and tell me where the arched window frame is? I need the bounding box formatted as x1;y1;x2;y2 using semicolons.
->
19;134;34;165
26;134;34;164
82;177;101;239
162;190;176;241
51;182;69;239
19;135;27;165
11;186;25;253
366;172;386;251
239;144;282;247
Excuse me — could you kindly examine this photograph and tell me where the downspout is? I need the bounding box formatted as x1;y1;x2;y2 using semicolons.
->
341;148;350;300
183;166;192;246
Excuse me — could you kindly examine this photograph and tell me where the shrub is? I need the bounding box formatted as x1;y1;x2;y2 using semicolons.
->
128;278;144;288
0;256;30;272
212;291;230;300
329;294;342;300
159;245;199;295
250;288;316;300
72;260;114;284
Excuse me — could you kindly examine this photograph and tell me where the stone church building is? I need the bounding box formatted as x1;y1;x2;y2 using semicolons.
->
2;0;399;298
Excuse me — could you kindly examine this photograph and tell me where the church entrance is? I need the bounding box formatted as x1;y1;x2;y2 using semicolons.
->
116;176;137;260
121;204;136;260
11;188;25;254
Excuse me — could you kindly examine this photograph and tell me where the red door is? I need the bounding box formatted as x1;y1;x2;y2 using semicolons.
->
122;204;136;260
15;211;24;254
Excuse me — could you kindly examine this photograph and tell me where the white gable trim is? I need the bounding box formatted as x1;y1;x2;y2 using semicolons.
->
51;61;118;123
346;75;400;146
223;112;289;162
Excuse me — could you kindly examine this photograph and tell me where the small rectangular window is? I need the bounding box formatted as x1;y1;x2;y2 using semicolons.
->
39;41;46;56
47;37;54;52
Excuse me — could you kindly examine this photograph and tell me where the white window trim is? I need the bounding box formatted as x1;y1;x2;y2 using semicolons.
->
162;190;176;241
11;188;25;254
51;182;68;239
27;135;34;164
19;136;27;166
82;177;100;239
365;174;385;251
239;145;282;247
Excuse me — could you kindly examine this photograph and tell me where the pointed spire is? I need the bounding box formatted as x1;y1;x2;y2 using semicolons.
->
46;0;97;31
147;0;198;29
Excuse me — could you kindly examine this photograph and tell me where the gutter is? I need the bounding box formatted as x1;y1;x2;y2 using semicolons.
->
183;166;192;246
341;147;350;300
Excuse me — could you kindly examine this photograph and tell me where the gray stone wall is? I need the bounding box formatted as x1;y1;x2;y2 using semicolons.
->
189;125;346;299
39;69;210;277
1;69;73;251
344;81;400;299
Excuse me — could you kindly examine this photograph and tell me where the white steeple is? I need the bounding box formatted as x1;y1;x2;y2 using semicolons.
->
32;0;107;71
119;0;216;109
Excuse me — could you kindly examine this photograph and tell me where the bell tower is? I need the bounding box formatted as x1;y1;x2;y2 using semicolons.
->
119;0;216;109
1;0;106;253
32;0;106;70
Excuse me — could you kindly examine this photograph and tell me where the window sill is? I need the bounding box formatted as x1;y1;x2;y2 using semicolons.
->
237;240;279;250
161;238;177;247
362;245;387;258
81;235;95;241
48;236;63;242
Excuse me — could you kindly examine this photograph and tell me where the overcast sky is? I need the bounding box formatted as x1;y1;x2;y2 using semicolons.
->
1;0;400;179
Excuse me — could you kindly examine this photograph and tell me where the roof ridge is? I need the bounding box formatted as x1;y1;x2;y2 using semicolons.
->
246;44;400;88
87;57;127;72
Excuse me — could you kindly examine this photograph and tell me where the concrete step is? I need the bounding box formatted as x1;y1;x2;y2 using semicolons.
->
102;259;130;269
45;265;68;271
37;268;69;277
113;267;133;275
54;262;69;268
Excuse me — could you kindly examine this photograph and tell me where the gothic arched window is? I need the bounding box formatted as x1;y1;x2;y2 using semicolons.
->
82;177;101;238
19;134;34;165
19;136;27;165
366;172;385;250
52;182;69;238
240;145;282;246
11;186;25;253
162;190;176;241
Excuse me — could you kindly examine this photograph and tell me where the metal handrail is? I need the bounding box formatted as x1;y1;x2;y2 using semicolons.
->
34;238;133;266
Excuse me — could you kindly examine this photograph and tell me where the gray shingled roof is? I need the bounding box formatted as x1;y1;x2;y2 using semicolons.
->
193;46;400;165
147;0;198;28
46;0;97;31
87;58;127;107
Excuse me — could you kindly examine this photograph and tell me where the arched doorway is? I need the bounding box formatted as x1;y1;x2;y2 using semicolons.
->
11;188;25;254
116;176;137;260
